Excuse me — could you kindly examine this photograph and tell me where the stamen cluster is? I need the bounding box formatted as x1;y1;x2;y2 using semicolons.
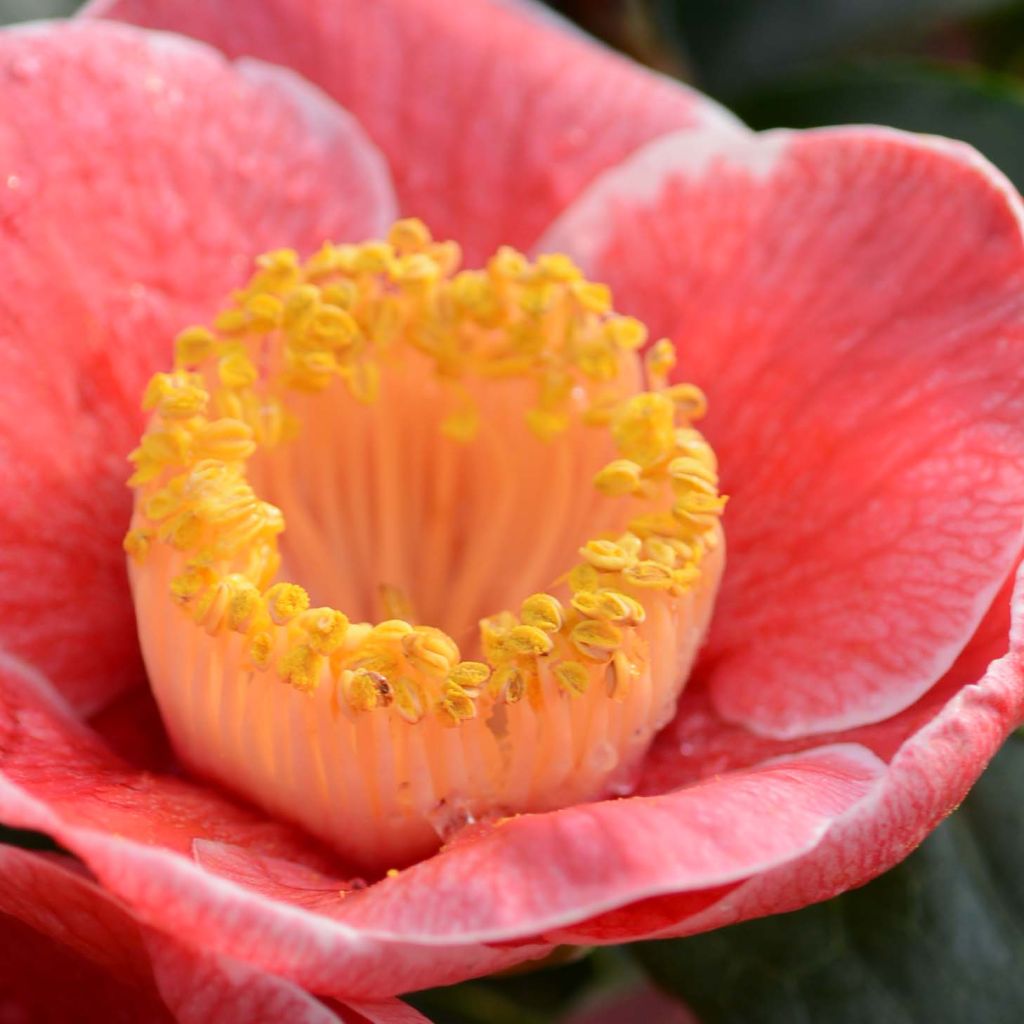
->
124;221;726;728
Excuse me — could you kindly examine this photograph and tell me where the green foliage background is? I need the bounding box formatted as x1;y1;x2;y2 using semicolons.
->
2;1;1023;1021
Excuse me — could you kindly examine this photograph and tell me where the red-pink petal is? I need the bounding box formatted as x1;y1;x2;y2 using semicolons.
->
84;0;742;264
0;19;394;715
0;658;552;997
543;127;1024;738
544;562;1024;944
0;651;880;997
0;845;428;1021
0;843;418;1023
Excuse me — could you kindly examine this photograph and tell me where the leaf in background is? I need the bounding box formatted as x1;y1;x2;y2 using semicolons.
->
634;734;1024;1024
667;0;1013;96
0;0;81;22
732;61;1024;191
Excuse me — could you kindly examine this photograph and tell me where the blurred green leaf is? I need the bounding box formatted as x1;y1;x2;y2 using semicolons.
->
0;0;81;22
407;948;637;1024
733;61;1024;189
634;734;1024;1024
669;0;1016;96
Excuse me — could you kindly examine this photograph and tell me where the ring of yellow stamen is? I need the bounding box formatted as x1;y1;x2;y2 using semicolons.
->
125;220;725;866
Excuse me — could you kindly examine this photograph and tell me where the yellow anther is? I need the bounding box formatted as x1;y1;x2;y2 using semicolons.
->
255;247;300;282
604;316;648;351
193;419;257;462
162;511;202;551
353;241;393;275
577;341;619;381
675;428;718;472
504;624;555;657
227;579;262;632
193;577;233;633
579;539;633;572
278;644;322;692
388;217;432;253
489;663;525;704
667;455;718;490
143;373;209;420
612;392;676;468
448;661;491;696
568;562;601;593
282;285;319;329
664;382;708;420
174;326;217;366
437;683;477;725
213;307;248;334
311;305;359;345
265;583;310;625
622;560;675;590
520;593;564;633
320;280;358;309
593;459;643;497
672;563;702;592
392;253;441;288
245;292;283;331
248;630;273;669
343;668;384;712
402;627;460;678
644;536;680;568
673;492;729;526
645;338;677;384
301;608;350;656
570;280;612;314
535;252;582;283
141;485;181;522
218;350;258;390
571;620;623;661
393;677;426;724
617;531;643;558
370;619;415;643
123;528;152;564
488;245;528;281
554;660;590;696
170;568;209;604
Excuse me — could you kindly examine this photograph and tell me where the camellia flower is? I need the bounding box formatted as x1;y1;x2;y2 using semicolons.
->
1;0;1023;1019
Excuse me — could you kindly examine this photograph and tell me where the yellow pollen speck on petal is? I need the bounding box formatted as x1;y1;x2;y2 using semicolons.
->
123;225;727;870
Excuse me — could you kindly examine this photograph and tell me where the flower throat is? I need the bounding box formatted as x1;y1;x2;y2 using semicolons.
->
124;219;726;870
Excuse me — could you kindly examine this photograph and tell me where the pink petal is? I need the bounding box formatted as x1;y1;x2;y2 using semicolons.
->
543;127;1024;738
0;20;395;715
0;658;552;997
546;562;1024;944
84;0;743;264
0;650;881;997
0;845;426;1022
0;912;173;1023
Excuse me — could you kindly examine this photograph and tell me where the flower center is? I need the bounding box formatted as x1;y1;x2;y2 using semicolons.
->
124;220;726;870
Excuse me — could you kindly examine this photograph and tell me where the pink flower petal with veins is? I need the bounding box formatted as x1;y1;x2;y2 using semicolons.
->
543;126;1024;738
83;0;743;263
0;649;882;998
0;19;395;715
